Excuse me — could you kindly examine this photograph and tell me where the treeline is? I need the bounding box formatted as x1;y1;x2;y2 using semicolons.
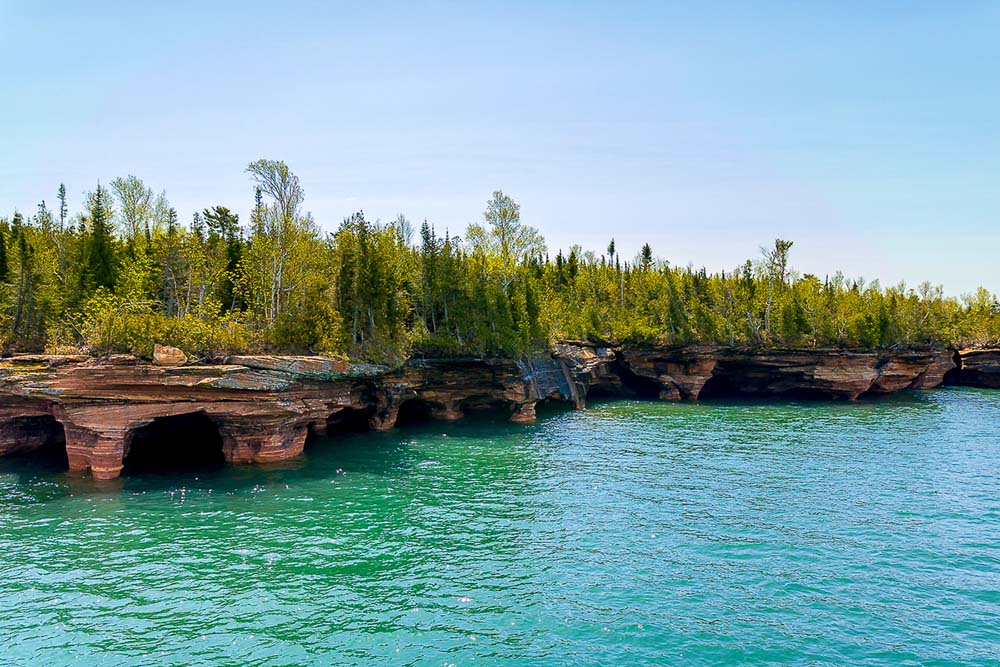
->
1;160;997;362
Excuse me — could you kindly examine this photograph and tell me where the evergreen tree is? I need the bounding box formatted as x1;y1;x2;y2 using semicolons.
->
0;162;994;359
58;183;68;230
640;243;653;271
84;184;117;291
0;220;8;283
203;206;243;310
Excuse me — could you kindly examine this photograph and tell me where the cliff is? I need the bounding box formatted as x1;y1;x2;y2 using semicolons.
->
0;343;986;480
947;348;1000;389
617;347;956;401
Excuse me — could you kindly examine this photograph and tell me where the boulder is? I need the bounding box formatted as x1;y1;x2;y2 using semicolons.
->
152;344;187;367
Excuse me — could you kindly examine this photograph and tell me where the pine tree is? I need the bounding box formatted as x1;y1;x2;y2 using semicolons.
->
640;243;653;271
0;220;9;283
57;184;68;230
85;184;116;291
204;206;243;310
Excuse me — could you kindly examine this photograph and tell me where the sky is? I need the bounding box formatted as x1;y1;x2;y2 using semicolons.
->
1;1;998;295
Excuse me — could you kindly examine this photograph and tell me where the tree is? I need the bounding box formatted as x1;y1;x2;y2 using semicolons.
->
110;175;154;256
762;239;794;340
467;190;545;290
640;243;653;271
159;207;184;316
83;184;117;292
57;184;68;230
10;224;37;346
244;159;309;321
36;200;53;235
0;220;8;283
203;206;243;310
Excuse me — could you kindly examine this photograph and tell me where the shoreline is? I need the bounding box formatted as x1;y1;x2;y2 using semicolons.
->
0;344;996;480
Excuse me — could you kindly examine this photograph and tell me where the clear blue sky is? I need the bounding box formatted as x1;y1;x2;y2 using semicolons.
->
2;1;998;295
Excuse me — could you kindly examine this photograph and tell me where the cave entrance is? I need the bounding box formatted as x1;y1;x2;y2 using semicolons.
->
394;399;434;428
533;396;575;418
459;397;515;420
699;371;840;401
2;415;67;470
325;407;371;434
124;412;225;474
697;373;741;399
615;366;665;399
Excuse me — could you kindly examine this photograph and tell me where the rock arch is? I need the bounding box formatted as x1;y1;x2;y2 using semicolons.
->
0;414;68;469
394;398;435;427
459;396;515;416
123;411;225;474
310;406;372;439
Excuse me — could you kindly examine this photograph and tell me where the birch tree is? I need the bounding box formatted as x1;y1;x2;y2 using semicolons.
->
244;159;307;321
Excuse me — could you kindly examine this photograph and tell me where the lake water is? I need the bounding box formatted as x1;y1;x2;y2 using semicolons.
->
1;388;999;666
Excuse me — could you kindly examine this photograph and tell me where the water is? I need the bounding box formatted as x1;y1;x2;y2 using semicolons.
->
1;388;999;666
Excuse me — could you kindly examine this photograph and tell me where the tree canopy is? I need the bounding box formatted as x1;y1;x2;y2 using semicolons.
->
0;161;996;362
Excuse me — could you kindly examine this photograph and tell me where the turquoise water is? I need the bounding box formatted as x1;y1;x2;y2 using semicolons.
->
2;388;999;666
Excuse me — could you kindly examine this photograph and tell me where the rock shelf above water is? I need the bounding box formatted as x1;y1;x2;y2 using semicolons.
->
0;344;994;479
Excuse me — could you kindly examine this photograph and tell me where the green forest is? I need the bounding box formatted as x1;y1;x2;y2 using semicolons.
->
2;160;997;363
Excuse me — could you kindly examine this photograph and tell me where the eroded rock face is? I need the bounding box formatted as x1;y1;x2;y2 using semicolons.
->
618;347;719;400
551;342;623;401
950;349;1000;388
0;344;977;479
911;351;959;389
618;347;957;401
0;401;64;457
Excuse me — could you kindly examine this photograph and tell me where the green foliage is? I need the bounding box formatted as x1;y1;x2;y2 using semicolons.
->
84;184;117;291
62;288;253;359
0;221;8;283
1;162;997;361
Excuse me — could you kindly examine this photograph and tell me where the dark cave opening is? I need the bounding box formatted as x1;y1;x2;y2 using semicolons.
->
533;397;576;417
614;364;666;399
3;416;68;470
325;407;371;434
697;373;742;399
124;412;225;474
699;371;846;400
943;350;964;385
394;399;435;427
459;397;515;419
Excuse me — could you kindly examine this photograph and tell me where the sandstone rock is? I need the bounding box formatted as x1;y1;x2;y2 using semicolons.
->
869;351;954;393
152;345;187;367
224;355;379;378
951;349;1000;388
706;350;877;400
619;347;957;401
0;344;985;480
618;347;719;400
552;342;624;402
911;350;957;389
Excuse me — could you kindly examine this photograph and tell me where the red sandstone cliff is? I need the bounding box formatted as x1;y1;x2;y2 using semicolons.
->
949;349;1000;389
617;347;956;401
0;344;980;480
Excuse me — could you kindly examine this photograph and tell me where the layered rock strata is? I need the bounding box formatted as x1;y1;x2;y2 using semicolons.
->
618;348;957;401
948;349;1000;389
0;344;982;479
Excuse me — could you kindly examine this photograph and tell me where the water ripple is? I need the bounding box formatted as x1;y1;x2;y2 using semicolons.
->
1;388;999;665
